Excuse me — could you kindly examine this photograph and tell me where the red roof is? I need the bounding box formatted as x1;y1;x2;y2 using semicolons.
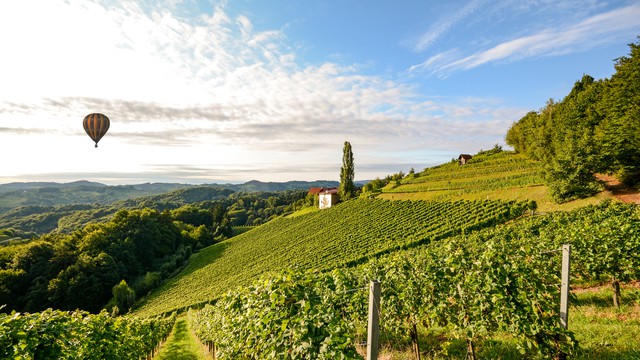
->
308;187;323;195
320;188;339;195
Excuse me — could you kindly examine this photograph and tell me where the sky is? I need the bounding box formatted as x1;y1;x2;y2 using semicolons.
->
1;0;639;185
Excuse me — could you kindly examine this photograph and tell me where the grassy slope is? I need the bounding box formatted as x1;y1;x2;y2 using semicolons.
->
154;316;211;360
378;151;612;212
134;198;523;317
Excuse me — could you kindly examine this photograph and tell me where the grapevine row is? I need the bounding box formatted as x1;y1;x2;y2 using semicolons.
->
386;171;543;193
0;309;175;359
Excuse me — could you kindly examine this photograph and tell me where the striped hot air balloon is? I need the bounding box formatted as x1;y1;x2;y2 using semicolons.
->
83;113;110;148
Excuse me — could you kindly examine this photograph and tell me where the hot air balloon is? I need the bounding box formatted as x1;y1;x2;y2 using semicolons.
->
83;113;110;148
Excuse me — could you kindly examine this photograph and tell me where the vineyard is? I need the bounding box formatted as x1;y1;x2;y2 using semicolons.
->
189;200;640;359
0;308;175;359
408;152;540;182
134;198;531;317
380;153;542;197
375;151;608;212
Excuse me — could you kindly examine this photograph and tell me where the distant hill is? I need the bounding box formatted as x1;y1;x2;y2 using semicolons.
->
0;181;192;213
0;180;346;214
0;180;106;192
0;180;347;235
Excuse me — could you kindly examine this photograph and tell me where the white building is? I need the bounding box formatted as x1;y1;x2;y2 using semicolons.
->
318;188;339;209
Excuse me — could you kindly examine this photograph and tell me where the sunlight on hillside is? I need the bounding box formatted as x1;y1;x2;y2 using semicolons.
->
376;151;616;213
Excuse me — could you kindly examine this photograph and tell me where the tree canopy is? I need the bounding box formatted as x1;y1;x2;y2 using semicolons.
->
506;37;640;202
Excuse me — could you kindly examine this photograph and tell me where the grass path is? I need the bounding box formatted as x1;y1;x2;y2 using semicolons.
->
154;316;211;360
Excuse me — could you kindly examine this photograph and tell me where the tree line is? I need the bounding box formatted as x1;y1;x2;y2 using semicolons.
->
506;37;640;202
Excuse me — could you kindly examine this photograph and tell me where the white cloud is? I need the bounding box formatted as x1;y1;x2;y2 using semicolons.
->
0;0;522;183
410;3;640;76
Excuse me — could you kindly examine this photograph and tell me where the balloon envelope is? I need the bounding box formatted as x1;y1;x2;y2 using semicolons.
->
83;113;110;147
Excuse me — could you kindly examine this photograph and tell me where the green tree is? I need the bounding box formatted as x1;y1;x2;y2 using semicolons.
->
545;75;605;202
211;204;232;241
339;141;355;200
597;37;640;186
112;279;136;313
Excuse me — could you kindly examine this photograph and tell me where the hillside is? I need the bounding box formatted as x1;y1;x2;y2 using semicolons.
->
378;151;613;212
130;150;640;359
134;198;530;317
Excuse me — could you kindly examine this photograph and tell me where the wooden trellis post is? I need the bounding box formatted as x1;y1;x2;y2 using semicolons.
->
367;280;381;360
560;244;571;329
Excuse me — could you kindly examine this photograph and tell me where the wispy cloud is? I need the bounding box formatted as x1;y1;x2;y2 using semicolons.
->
412;0;487;52
410;3;640;76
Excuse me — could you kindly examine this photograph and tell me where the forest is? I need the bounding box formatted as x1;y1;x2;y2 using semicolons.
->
0;189;308;314
506;38;639;202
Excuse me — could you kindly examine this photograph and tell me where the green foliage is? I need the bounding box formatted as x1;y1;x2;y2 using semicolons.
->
133;271;162;297
170;205;213;227
339;141;356;200
191;270;361;359
111;280;136;314
597;39;640;187
0;308;175;359
0;208;189;313
538;200;640;294
211;204;232;241
135;198;529;317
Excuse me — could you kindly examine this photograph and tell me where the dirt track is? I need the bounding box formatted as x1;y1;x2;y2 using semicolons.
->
596;174;640;204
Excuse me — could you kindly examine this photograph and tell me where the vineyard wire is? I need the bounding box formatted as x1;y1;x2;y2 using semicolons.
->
540;248;563;255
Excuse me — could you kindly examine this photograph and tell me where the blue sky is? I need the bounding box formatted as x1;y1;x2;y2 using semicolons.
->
1;0;638;184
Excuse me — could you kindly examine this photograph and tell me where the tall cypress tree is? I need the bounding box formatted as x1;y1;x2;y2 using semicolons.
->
339;141;355;200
